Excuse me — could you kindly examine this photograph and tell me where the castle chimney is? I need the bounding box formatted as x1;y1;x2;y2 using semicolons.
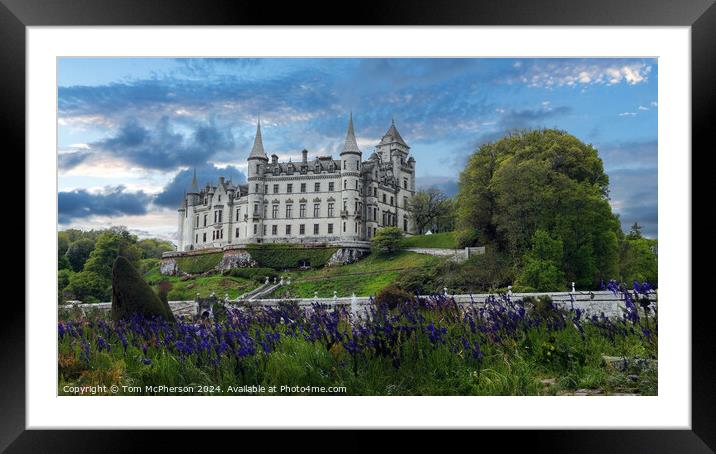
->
271;154;278;164
302;149;308;163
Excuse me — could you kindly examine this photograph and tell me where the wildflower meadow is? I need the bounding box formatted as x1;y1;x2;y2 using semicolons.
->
58;280;657;396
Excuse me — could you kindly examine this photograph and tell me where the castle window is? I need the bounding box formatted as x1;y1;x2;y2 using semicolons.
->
218;195;221;202
264;205;267;218
390;196;394;205
343;200;347;211
203;214;207;227
214;211;217;223
254;203;259;215
254;224;257;234
403;179;408;189
300;204;306;218
299;224;305;235
373;207;377;220
286;225;291;235
313;224;319;235
343;180;347;189
329;182;334;191
203;232;207;242
236;209;240;221
287;183;293;193
255;184;259;192
343;222;346;232
195;234;198;243
256;164;260;173
263;225;267;235
273;184;279;194
328;223;333;234
300;183;306;193
272;205;279;219
404;196;408;208
355;222;358;233
328;203;334;217
343;161;346;169
195;216;199;228
272;225;277;235
404;218;408;232
236;227;240;238
382;194;386;203
355;181;358;190
314;182;320;192
286;205;293;218
313;203;320;217
374;187;377;197
218;210;222;223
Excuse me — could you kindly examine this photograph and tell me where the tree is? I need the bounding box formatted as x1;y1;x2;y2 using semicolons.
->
371;227;404;255
138;238;175;259
409;188;450;234
57;269;74;304
627;222;643;240
456;129;620;289
65;238;95;272
111;256;175;322
64;271;107;304
620;236;658;286
518;230;566;291
83;228;142;282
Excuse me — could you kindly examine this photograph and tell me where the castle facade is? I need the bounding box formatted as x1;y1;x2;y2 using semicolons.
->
177;115;416;251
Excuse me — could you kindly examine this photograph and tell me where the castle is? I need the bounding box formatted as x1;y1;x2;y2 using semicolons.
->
176;115;416;252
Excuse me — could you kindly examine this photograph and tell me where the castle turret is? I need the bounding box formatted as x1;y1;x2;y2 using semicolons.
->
340;113;362;241
246;118;268;242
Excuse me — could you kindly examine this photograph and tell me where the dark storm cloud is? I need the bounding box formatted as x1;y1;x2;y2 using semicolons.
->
85;117;235;171
58;186;152;224
417;176;459;197
153;164;247;209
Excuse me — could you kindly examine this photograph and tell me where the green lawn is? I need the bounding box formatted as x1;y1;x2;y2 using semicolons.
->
270;251;443;298
144;265;258;300
400;231;458;249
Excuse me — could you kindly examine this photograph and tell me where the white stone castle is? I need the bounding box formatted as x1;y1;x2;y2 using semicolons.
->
176;115;416;251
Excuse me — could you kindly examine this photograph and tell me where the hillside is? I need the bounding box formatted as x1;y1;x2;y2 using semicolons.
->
399;231;458;249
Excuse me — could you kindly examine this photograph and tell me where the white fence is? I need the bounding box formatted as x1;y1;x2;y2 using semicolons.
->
59;289;655;320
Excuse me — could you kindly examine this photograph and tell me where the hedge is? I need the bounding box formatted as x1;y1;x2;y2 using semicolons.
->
246;244;338;270
174;252;223;274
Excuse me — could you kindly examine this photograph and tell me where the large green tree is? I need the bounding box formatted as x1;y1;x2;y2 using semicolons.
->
456;129;621;288
408;187;452;234
83;227;142;283
65;238;95;272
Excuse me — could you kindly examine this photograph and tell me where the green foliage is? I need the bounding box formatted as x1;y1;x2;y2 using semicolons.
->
111;256;175;322
455;228;481;248
65;238;95;272
399;231;458;249
375;284;415;309
58;255;72;271
397;246;515;294
619;237;658;286
84;228;142;282
456;129;622;289
64;271;107;304
246;244;338;270
222;267;279;283
371;227;404;255
57;269;75;304
174;252;223;274
517;230;566;291
138;238;175;259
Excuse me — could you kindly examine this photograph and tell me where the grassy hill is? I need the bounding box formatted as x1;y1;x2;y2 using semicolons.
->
399;231;458;249
143;265;258;300
269;251;443;298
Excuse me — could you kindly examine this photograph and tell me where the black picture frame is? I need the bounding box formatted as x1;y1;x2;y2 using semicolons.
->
4;0;711;450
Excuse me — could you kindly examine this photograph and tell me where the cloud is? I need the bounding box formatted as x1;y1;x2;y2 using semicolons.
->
607;168;658;238
618;112;637;117
153;163;247;209
84;117;235;171
417;176;459;196
512;59;653;88
58;186;153;224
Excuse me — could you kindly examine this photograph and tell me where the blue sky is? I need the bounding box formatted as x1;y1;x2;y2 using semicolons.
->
57;58;658;240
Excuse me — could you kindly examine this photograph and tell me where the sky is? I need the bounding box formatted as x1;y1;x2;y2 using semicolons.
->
57;58;658;241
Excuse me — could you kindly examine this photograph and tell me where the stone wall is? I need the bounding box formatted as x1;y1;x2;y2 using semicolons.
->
326;247;369;266
217;249;256;270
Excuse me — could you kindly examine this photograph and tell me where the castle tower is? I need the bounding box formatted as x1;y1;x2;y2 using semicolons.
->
246;118;268;243
340;113;362;241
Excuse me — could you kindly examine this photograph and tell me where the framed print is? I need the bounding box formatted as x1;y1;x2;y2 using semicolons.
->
4;0;712;450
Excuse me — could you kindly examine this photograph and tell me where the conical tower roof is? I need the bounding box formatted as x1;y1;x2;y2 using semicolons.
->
340;113;361;155
190;168;198;192
379;118;409;148
248;117;267;160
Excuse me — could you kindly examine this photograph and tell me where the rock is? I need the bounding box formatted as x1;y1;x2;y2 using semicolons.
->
111;256;175;323
186;283;194;289
627;374;639;382
180;274;191;281
540;378;556;386
327;248;368;266
217;250;256;270
602;355;657;372
159;258;178;276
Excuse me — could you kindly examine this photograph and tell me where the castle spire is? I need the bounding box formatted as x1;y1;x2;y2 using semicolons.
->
380;117;409;148
248;116;267;160
341;112;361;155
191;168;198;192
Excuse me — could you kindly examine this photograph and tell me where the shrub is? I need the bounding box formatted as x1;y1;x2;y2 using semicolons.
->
64;270;108;303
371;227;404;255
246;245;337;269
455;228;480;248
111;256;175;322
375;284;414;309
175;252;223;274
222;267;279;283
